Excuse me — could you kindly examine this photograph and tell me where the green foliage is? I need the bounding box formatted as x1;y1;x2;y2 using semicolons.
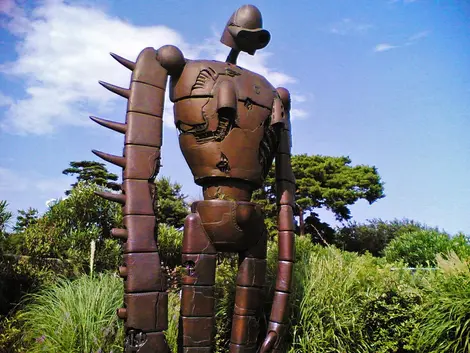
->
154;177;189;229
384;229;470;267
19;273;123;353
289;245;422;353
412;253;470;352
0;182;121;319
157;223;183;270
334;218;428;256
0;200;12;237
0;310;24;352
3;234;469;353
62;160;120;194
213;258;237;353
7;182;123;273
13;207;38;233
166;291;181;352
253;154;384;238
362;286;421;353
46;181;122;239
291;155;384;220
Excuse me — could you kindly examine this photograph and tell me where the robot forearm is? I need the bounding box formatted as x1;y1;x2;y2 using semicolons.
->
261;88;295;353
93;46;184;353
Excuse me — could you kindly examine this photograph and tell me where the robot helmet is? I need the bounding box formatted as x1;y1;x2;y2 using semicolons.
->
220;5;271;55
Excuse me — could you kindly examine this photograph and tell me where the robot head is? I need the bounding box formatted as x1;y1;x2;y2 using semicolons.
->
220;5;271;55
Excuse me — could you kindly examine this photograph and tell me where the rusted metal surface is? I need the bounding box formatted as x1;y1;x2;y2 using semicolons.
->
92;4;296;352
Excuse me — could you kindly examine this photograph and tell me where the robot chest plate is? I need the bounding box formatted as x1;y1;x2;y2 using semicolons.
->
170;60;276;109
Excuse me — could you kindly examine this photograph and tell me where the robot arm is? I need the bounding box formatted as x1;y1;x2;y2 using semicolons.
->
260;87;295;353
92;45;185;353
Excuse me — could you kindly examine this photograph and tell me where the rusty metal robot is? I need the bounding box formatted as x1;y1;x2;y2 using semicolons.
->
92;5;295;353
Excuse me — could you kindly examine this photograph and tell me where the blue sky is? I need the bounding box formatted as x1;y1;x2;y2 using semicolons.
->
0;0;469;234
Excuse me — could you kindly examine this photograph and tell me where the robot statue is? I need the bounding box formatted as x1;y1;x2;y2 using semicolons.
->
91;5;295;353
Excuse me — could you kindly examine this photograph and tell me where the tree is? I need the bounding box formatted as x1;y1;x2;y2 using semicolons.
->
16;182;123;272
13;208;39;233
154;177;189;229
62;160;120;194
253;154;385;242
0;200;12;237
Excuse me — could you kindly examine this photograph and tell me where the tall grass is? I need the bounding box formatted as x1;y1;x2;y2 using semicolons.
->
413;252;470;352
20;273;123;352
166;291;181;352
12;238;470;353
288;246;422;353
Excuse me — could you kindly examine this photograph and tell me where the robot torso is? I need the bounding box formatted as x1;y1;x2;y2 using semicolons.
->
170;60;285;188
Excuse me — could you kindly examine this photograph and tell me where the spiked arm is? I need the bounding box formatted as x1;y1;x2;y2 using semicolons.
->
260;88;295;353
92;46;185;353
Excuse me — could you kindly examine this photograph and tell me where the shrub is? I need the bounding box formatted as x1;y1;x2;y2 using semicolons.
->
362;285;422;353
19;273;123;352
334;218;429;256
384;229;470;267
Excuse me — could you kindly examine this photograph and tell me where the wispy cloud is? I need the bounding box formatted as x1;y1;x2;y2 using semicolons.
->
407;30;429;43
328;18;373;36
0;0;307;135
373;30;429;53
374;43;399;52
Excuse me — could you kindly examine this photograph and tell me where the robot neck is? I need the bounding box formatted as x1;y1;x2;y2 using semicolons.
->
226;49;240;65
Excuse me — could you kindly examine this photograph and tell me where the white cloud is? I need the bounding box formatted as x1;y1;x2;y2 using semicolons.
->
0;0;305;135
373;43;399;52
407;30;429;43
291;108;308;121
0;92;13;106
328;18;373;36
374;30;429;53
0;167;70;195
291;94;307;103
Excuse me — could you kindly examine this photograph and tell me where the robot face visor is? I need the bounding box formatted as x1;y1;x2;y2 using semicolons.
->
228;25;271;54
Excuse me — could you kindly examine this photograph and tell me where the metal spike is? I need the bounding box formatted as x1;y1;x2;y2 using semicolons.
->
117;308;127;319
95;191;125;204
89;116;126;134
110;52;135;71
98;81;130;99
111;228;128;239
118;266;128;278
92;150;126;168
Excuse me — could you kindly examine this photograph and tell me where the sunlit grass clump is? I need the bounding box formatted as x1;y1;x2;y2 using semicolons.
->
20;273;123;353
413;252;470;353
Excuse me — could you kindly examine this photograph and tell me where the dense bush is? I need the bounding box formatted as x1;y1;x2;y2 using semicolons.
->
333;218;429;256
384;229;470;266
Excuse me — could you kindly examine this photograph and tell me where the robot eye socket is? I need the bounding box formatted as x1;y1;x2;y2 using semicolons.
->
258;33;269;44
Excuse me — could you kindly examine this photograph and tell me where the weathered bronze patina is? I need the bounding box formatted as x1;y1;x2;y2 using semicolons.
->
92;5;296;352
